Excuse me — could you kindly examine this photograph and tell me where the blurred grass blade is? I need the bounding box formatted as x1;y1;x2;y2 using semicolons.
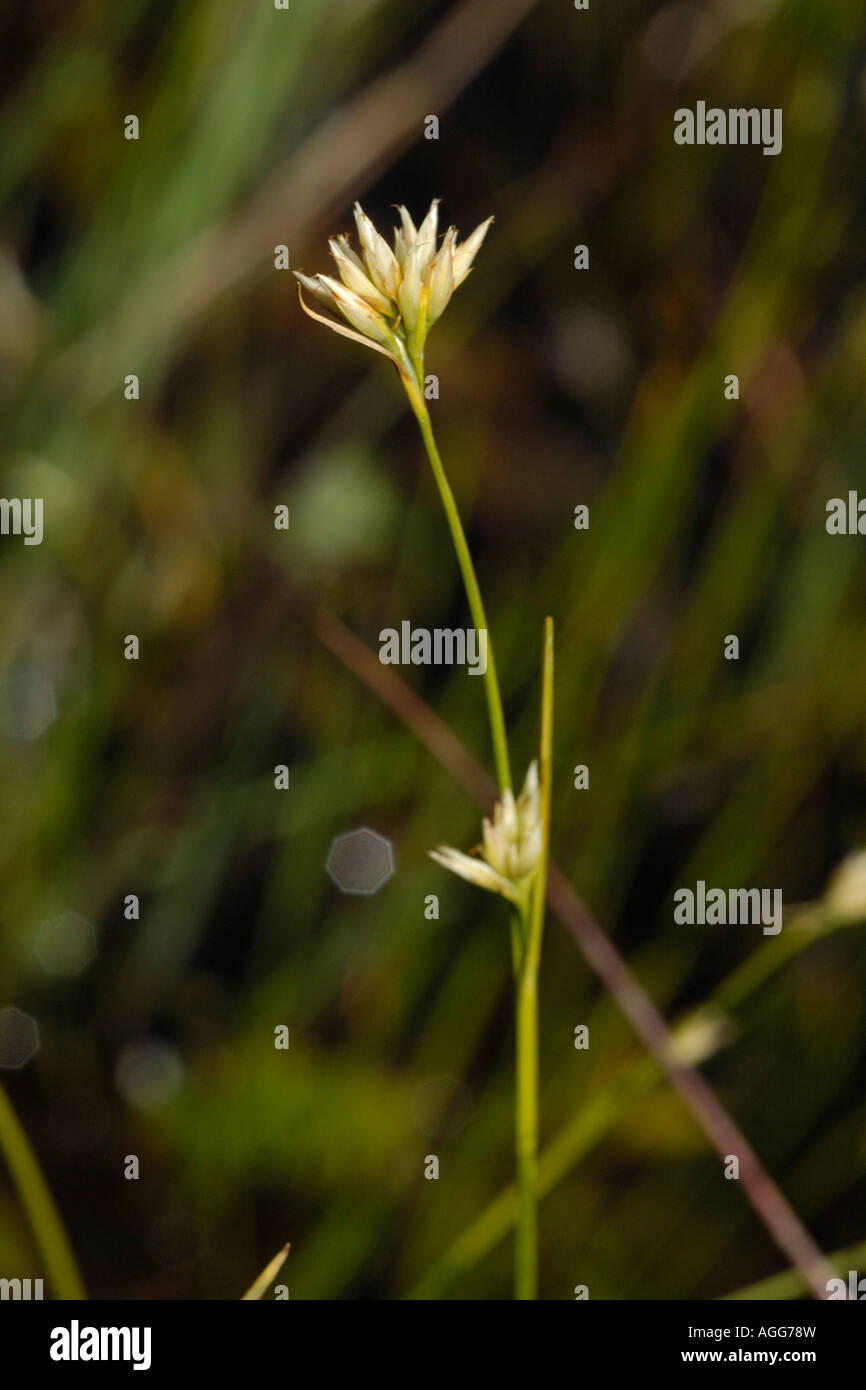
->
0;1082;86;1300
242;1244;290;1301
723;1240;866;1301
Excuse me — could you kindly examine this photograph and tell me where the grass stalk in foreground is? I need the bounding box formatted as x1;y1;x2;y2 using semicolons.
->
512;618;553;1298
0;1080;86;1299
410;396;512;795
242;1244;290;1300
409;381;552;1299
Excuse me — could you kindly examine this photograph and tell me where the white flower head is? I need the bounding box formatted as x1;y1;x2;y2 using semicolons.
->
430;762;542;906
295;200;493;364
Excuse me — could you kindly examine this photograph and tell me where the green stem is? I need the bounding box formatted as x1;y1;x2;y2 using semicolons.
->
514;942;538;1298
514;617;554;1300
402;366;512;795
0;1080;86;1299
401;348;553;1300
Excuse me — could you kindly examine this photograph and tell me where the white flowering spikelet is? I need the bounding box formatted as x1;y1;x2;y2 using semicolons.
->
430;762;543;906
294;201;493;362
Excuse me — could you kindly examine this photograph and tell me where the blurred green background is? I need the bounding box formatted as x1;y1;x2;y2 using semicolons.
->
1;0;866;1299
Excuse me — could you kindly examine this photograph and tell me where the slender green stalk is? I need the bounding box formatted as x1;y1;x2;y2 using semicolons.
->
400;358;552;1300
513;617;553;1299
0;1080;86;1299
401;362;512;795
514;942;538;1297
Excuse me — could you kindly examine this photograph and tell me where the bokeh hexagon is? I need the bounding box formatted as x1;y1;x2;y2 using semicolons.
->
33;912;97;976
326;827;395;895
0;667;57;741
0;1007;40;1069
114;1039;184;1111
